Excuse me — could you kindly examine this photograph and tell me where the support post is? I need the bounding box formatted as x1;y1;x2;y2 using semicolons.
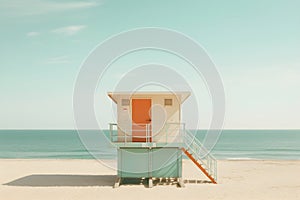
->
148;178;153;188
177;178;185;188
114;177;121;188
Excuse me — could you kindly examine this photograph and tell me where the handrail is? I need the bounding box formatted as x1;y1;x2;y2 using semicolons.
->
183;130;217;182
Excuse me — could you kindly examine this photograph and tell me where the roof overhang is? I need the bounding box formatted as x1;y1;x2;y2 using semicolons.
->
108;91;191;104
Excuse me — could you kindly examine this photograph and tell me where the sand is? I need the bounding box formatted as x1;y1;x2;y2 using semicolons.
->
0;159;300;200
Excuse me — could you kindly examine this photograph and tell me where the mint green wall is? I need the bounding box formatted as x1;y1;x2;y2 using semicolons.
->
118;147;182;178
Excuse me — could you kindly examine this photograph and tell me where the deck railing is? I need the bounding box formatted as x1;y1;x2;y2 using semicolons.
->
109;122;185;144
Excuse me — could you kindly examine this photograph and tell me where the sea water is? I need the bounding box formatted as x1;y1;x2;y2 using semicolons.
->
0;130;299;160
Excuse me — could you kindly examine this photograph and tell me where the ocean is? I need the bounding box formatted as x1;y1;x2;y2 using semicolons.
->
0;130;299;160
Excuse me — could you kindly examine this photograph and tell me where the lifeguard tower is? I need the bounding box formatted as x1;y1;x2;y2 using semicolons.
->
108;91;217;187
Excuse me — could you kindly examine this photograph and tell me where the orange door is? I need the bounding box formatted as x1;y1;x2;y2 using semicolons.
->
132;99;152;142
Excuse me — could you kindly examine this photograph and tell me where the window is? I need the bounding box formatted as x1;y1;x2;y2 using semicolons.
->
121;99;130;106
164;99;172;106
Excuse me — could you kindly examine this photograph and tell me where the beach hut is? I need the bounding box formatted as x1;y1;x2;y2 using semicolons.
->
108;91;217;187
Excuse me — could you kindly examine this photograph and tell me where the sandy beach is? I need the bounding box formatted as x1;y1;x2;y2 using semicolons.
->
0;159;299;200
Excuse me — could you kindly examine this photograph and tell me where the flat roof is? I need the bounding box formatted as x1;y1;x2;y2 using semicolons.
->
108;91;191;104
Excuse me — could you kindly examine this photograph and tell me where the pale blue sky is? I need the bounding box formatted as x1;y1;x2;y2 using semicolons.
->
0;0;299;129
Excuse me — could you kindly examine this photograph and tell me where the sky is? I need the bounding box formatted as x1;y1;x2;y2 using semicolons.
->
0;0;299;129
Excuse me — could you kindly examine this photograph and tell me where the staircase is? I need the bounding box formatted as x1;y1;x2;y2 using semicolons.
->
182;131;217;184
